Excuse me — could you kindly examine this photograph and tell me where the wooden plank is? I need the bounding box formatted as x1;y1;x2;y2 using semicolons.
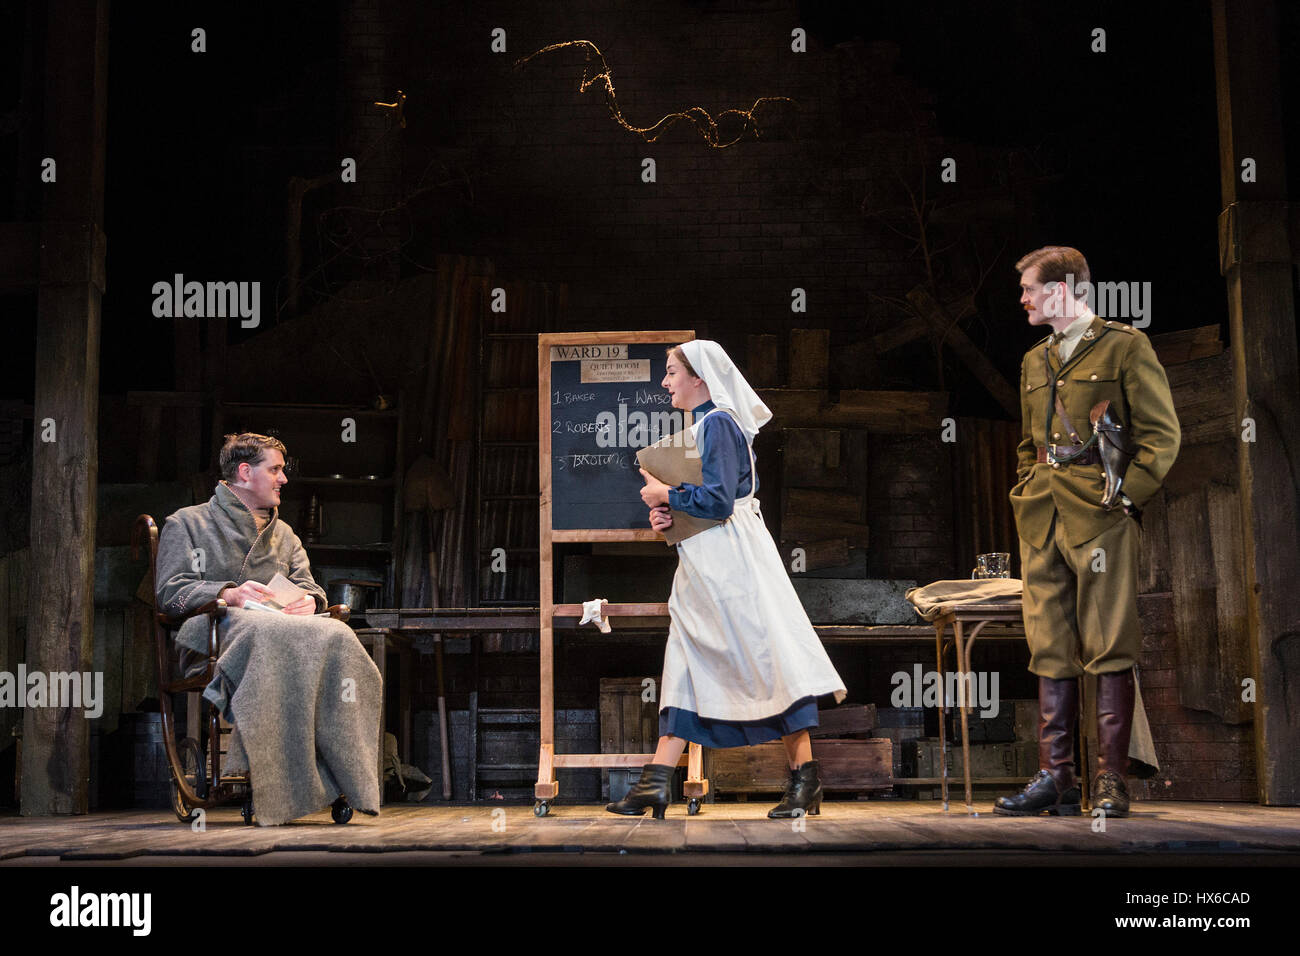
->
758;388;947;432
709;740;892;792
1166;486;1223;717
780;537;850;572
780;514;869;548
1165;351;1236;446
906;285;1021;417
1136;488;1171;594
1207;480;1252;724
785;488;863;522
1150;324;1224;366
788;329;829;388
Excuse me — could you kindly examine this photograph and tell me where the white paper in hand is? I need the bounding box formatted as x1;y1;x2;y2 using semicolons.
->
258;573;309;612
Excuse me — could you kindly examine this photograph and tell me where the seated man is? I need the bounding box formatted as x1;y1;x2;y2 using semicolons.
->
155;432;382;825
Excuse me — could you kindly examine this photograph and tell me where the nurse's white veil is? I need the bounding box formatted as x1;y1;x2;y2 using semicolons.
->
677;340;772;443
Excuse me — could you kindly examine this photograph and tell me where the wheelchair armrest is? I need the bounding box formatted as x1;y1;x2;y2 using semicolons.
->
327;604;351;623
157;598;229;629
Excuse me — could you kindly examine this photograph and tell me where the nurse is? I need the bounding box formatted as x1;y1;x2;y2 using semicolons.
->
605;339;847;820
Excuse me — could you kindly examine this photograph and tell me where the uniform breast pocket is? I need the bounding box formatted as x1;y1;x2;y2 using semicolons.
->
1071;364;1120;388
1023;373;1050;431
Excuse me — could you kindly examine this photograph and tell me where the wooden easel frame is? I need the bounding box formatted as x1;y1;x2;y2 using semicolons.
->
534;330;708;815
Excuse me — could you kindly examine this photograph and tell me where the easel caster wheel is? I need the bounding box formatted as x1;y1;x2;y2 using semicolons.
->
687;798;701;816
534;801;551;817
241;799;254;826
331;797;353;824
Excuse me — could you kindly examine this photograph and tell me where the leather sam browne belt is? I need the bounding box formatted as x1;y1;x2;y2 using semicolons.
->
1037;445;1102;466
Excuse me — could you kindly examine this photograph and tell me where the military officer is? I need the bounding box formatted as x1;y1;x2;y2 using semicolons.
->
997;246;1180;818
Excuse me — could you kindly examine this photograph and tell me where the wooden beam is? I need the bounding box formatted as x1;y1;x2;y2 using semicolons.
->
906;286;1021;417
23;0;110;816
872;315;930;354
758;388;947;432
1213;0;1300;804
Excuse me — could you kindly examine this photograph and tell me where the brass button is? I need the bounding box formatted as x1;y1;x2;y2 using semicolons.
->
1090;373;1098;381
1053;432;1061;440
1052;462;1061;470
1056;379;1065;387
1026;385;1032;392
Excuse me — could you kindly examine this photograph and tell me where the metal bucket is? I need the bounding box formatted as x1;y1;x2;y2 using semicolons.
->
328;579;383;614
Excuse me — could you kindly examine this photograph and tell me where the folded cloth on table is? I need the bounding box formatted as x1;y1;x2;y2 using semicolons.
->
904;578;1024;621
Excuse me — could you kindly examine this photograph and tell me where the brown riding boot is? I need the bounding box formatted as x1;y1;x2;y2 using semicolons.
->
994;676;1081;816
1093;668;1135;817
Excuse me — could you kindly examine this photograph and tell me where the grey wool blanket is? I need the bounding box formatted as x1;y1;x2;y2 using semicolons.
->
157;482;382;825
176;610;381;825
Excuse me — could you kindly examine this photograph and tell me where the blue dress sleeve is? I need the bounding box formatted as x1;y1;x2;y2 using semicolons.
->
667;413;754;520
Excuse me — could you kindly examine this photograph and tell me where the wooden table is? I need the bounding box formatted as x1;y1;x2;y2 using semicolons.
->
930;602;1026;815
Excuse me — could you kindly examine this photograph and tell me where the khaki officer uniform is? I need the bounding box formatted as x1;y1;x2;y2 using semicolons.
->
1009;313;1180;679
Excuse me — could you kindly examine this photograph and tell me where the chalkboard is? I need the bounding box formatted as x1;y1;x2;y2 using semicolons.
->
544;335;693;531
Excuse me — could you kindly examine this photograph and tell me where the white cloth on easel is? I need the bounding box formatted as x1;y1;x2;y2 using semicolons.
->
659;408;847;721
580;598;611;633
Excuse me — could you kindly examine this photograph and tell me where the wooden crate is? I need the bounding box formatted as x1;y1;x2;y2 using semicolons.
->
707;739;892;794
905;738;1029;779
811;703;876;738
599;677;660;800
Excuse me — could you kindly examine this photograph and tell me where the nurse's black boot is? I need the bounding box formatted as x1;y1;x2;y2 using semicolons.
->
605;763;674;819
768;760;822;819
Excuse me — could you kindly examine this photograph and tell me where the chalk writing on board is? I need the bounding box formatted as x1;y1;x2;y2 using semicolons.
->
553;390;597;405
633;389;673;406
554;452;630;470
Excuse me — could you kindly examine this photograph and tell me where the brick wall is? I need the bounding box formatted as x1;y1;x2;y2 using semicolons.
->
867;434;956;582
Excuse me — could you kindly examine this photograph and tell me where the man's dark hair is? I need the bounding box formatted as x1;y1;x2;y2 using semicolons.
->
1015;246;1091;297
219;432;287;481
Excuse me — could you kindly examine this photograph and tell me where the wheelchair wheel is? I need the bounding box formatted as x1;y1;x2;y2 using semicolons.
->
331;797;353;825
170;737;206;823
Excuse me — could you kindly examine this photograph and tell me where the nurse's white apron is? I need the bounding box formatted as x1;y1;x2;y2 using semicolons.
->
660;408;847;722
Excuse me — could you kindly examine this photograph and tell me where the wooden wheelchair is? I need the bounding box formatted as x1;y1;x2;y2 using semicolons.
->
133;514;355;825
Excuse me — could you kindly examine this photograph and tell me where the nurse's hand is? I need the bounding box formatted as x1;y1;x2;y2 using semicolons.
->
639;468;672;507
649;506;673;532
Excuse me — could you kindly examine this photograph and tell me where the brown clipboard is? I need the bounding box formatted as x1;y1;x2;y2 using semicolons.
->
636;429;723;545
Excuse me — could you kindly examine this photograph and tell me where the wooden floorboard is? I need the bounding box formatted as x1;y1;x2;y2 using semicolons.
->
1;802;1298;862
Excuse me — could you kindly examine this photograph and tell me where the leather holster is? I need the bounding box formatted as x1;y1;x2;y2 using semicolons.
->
1090;400;1135;511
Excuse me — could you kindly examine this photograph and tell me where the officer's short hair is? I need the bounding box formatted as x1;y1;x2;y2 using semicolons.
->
1016;246;1091;297
219;432;287;481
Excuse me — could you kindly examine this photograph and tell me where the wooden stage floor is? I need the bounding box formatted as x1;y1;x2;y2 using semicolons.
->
2;801;1299;865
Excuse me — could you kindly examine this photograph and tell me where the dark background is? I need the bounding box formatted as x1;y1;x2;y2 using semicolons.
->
6;0;1286;404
